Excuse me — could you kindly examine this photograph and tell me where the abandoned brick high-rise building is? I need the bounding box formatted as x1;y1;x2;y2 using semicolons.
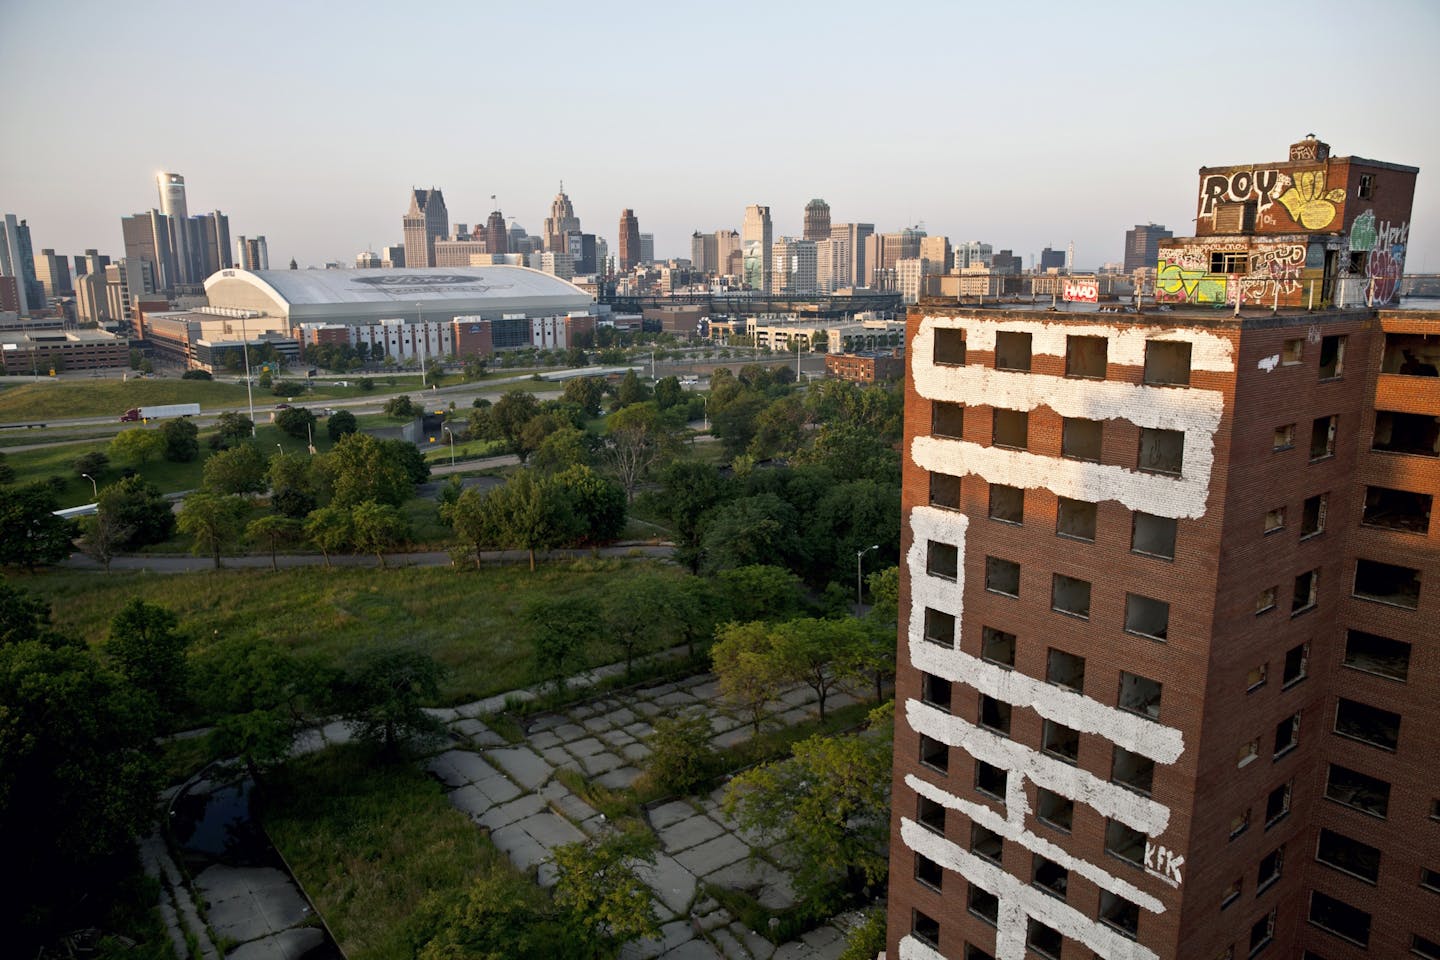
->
886;137;1436;960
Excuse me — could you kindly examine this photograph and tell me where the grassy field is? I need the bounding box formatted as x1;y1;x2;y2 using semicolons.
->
0;379;254;422
19;559;688;704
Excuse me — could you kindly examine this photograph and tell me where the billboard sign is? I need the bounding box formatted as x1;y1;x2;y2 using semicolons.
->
1063;279;1099;303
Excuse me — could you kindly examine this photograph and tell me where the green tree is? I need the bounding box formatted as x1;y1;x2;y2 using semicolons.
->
350;499;409;567
711;620;786;737
324;432;414;507
106;598;189;719
108;426;166;465
441;485;501;568
304;503;354;566
652;375;683;411
524;597;600;694
723;706;893;914
180;368;213;380
384;394;416;419
202;442;268;495
552;832;660;959
0;481;73;569
604;402;681;501
338;647;444;755
615;368;648;407
177;491;248;568
0;581;66;648
417;869;568;960
531;424;592;474
700;494;803;573
327;408;358;441
96;474;174;547
748;395;808;460
491;388;540;451
246;514;303;571
275;405;318;440
266;450;319;518
460;470;576;571
644;712;716;795
358;377;376;393
714;564;805;623
551;464;626;547
212;411;255;450
561;375;604;416
603;575;683;678
72;450;109;479
838;908;886;960
771;617;871;722
197;636;321;780
378;437;431;484
657;460;728;572
160;416;199;462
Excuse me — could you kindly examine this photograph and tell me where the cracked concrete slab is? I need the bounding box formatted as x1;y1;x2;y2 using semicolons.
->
489;822;550;872
485;747;553;790
636;853;698;916
478;793;547;830
595;765;641;790
194;866;310;945
581;751;624;776
675;834;752;877
657;815;726;853
514;811;585;849
648;800;698;829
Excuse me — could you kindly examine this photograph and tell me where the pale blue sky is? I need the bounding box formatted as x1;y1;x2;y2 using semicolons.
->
3;0;1438;271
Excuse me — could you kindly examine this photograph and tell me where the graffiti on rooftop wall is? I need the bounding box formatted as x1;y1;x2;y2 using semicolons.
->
1350;210;1378;252
1156;261;1226;303
1274;169;1347;230
1350;213;1408;302
1157;241;1313;305
1200;169;1286;216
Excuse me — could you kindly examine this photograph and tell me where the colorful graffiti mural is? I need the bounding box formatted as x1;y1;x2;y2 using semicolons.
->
1200;169;1285;216
1349;211;1408;303
1157;241;1318;306
1275;169;1346;230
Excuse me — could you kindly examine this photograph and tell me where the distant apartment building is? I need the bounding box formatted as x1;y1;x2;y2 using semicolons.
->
824;349;903;383
1040;246;1067;271
772;237;817;295
356;251;382;269
433;239;490;268
832;222;875;288
402;188;449;269
957;241;995;271
921;236;953;275
817;237;851;294
898;256;941;304
1123;223;1174;274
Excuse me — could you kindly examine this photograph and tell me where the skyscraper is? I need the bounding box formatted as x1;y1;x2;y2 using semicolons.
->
403;188;449;269
34;248;72;297
804;198;832;242
1039;246;1067;271
236;236;269;271
544;184;581;253
921;236;953;274
156;172;194;284
831;222;875;288
121;210;176;291
0;214;43;313
691;231;715;274
742;204;773;293
486;209;509;256
716;230;741;279
771;237;817;295
639;234;654;265
618;209;641;273
816;237;850;293
1123;223;1173;273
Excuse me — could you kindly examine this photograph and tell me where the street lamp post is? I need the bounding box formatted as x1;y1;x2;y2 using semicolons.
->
81;473;97;498
443;426;455;467
241;315;256;436
856;543;879;611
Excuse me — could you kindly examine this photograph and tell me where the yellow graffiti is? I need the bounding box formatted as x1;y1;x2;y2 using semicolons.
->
1157;263;1227;302
1276;169;1346;229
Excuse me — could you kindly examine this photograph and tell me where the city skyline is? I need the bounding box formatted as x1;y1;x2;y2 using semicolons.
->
2;0;1438;272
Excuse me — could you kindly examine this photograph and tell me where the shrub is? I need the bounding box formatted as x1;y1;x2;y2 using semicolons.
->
643;712;716;796
180;369;213;380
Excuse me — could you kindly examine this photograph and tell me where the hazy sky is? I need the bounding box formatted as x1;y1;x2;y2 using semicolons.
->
3;0;1438;271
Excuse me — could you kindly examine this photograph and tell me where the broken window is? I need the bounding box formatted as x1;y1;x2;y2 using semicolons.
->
1301;493;1328;538
1325;763;1389;818
1221;877;1242;908
968;885;998;926
1047;649;1085;692
1343;629;1411;682
1334;698;1401;751
1061;417;1103;461
1264;506;1286;534
1066;335;1108;379
1027;920;1063;960
1309;891;1371;947
1318;334;1346;379
975;761;1007;799
994;331;1032;371
1118;671;1163;719
1051;574;1091;618
912;909;941;948
1230;808;1252;839
1037;788;1073;831
979;695;1011;736
1106;819;1146;866
929;471;961;509
971;822;1003;863
1210;250;1249;274
1237;738;1260;768
1100;891;1140;939
1292;569;1319;614
988;484;1024;524
1032;855;1068;900
1282;338;1304;365
926;540;958;581
1362;485;1432;534
932;400;965;439
1282;642;1308;686
1125;593;1171;640
917;794;947;833
919;734;949;772
1265;781;1292;827
1144;340;1193;387
1274;712;1301;757
1042;720;1079;763
985;556;1020;597
923;607;955;648
1310;415;1337;460
1250;911;1275;956
965;945;996;960
1381;332;1440;377
1358;174;1375;200
1056;497;1097;541
1257;845;1284;891
1112;745;1154;794
1316;828;1381;884
981;626;1015;667
1246;663;1268;692
1420;869;1440;893
915;853;944;891
1274;423;1296;451
1353;558;1422;609
992;408;1028;449
1372;411;1440;457
1256;586;1278;614
1415;935;1440;960
1131;511;1177;559
933;328;966;366
1138;427;1184;475
921;672;952;713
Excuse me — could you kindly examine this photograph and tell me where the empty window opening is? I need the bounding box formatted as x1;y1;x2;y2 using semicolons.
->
912;909;941;948
1027;920;1063;960
985;556;1020;597
1246;664;1268;692
1144;340;1193;386
994;331;1032;371
1112;745;1155;794
1308;891;1371;947
1362;485;1432;534
923;607;955;648
1066;335;1108;379
1125;594;1171;640
975;761;1007;799
1326;763;1389;818
1372;411;1440;457
1047;649;1085;692
1139;427;1185;475
1343;629;1411;682
1264;506;1286;534
1132;512;1177;559
933;328;966;366
1051;574;1091;618
1301;493;1328;538
988;484;1024;524
992;408;1028;450
968;885;998;926
979;695;1011;736
1415;935;1440;960
981;626;1015;667
1381;332;1440;377
1056;498;1097;541
1210;250;1249;274
1334;698;1401;751
1420;868;1440;893
1042;720;1080;763
1037;788;1073;831
1249;911;1276;956
1256;586;1278;614
1274;423;1296;451
917;794;946;833
1100;891;1139;939
1353;558;1422;609
971;822;1003;863
929;471;961;509
1282;643;1308;686
1237;738;1260;768
1357;174;1375;200
1106;819;1146;866
1230;808;1252;839
915;853;944;891
925;540;958;581
921;672;952;713
1310;415;1337;460
1282;338;1304;365
1257;845;1284;891
1318;334;1347;379
1292;569;1319;615
1221;877;1242;908
1061;417;1103;461
1316;828;1381;884
1118;671;1163;720
919;734;949;772
964;945;996;960
1274;712;1301;757
1032;856;1068;900
931;400;965;439
1265;781;1292;827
